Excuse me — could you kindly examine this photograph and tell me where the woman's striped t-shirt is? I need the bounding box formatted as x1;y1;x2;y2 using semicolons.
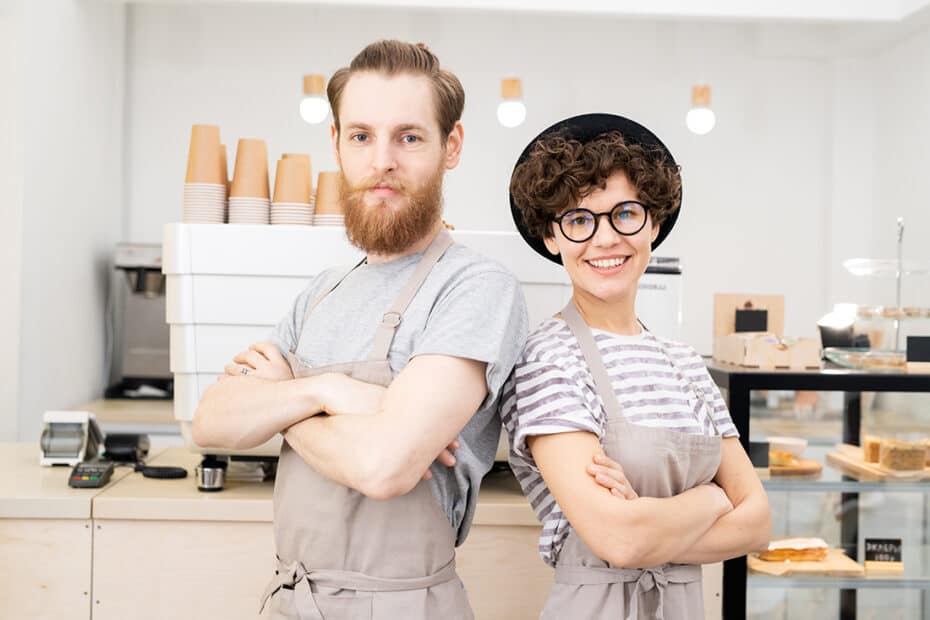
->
499;317;738;566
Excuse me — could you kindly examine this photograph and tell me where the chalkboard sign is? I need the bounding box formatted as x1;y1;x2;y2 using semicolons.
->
735;309;768;333
865;538;902;563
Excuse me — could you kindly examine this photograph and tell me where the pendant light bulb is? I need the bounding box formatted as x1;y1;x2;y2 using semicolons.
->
497;78;526;128
299;74;330;124
686;84;716;135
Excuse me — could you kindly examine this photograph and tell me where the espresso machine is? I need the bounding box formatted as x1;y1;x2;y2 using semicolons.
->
105;242;172;399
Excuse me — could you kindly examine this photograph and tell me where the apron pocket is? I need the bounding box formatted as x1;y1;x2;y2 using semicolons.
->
371;580;473;620
266;586;373;620
314;591;373;620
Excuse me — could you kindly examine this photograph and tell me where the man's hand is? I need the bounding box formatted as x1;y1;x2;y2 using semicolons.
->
423;439;459;481
285;371;460;482
225;342;294;381
314;372;388;416
587;451;638;500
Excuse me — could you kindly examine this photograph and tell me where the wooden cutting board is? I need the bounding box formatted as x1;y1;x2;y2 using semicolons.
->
769;458;823;477
826;444;930;481
748;548;864;577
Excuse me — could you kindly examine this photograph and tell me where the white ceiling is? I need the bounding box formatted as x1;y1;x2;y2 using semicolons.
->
129;0;930;23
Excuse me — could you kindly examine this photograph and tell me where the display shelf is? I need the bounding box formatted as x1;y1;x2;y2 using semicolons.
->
749;575;930;590
706;360;930;620
760;466;930;494
842;258;930;278
748;544;930;590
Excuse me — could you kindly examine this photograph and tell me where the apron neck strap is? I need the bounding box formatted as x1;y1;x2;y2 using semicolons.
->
295;257;367;353
561;300;624;419
367;226;453;361
563;301;722;436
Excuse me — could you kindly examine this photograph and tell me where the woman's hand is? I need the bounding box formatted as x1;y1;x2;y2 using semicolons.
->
225;342;294;381
587;451;638;500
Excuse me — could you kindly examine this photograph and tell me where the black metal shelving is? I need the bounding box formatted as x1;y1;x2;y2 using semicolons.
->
707;361;930;620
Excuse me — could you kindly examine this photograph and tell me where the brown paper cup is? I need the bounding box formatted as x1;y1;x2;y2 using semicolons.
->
282;153;313;195
185;124;223;184
219;144;229;196
314;171;343;215
273;158;312;204
230;138;270;199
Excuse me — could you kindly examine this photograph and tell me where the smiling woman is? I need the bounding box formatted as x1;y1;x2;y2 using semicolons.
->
502;113;771;620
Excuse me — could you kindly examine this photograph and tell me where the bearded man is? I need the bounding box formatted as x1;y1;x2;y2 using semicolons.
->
192;40;528;620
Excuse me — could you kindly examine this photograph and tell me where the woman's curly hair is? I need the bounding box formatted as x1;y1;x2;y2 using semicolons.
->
510;131;681;240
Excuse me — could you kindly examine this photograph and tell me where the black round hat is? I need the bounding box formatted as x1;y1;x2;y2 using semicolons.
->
509;113;681;264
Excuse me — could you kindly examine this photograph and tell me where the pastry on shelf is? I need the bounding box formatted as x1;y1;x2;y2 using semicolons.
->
759;537;829;562
863;435;882;463
768;450;795;467
880;439;926;471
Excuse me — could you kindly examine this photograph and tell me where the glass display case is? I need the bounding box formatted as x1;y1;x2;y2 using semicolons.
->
708;361;930;620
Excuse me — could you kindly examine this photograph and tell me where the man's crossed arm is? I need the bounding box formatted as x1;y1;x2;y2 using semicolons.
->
192;342;488;499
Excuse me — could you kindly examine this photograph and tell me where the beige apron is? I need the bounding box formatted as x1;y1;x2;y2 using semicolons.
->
540;301;723;620
260;228;474;620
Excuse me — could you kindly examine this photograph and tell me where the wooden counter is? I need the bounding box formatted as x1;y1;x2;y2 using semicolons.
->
0;442;719;620
0;443;159;620
92;448;537;525
85;447;547;620
0;442;139;519
93;448;272;521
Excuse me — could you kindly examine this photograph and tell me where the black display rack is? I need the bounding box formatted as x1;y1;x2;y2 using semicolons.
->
707;360;930;620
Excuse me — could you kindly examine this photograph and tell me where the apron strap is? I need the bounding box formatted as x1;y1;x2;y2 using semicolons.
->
260;556;458;617
295;257;366;353
561;300;624;419
554;563;701;620
562;301;721;436
367;227;453;361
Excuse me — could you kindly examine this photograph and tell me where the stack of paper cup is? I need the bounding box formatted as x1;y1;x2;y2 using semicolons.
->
229;138;270;225
184;125;227;224
271;155;313;226
284;153;315;213
313;171;344;226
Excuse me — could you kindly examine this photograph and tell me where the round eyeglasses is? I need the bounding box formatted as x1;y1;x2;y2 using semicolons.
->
553;201;649;243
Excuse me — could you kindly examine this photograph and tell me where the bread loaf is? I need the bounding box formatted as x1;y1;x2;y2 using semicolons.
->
880;439;925;471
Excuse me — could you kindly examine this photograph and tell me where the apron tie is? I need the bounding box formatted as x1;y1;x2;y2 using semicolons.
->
259;558;323;620
629;567;669;620
554;562;701;620
260;556;459;618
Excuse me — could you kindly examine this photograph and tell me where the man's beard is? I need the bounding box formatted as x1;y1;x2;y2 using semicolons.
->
340;165;444;255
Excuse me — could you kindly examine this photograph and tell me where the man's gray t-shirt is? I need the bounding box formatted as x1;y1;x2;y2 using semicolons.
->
269;242;528;545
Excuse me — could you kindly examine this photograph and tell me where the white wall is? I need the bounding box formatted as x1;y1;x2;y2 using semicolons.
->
15;0;126;441
126;5;841;353
870;25;930;310
821;15;930;354
0;1;24;441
